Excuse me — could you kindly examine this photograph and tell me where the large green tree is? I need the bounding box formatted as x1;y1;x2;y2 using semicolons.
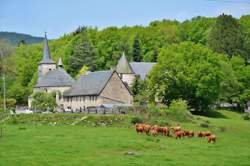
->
68;31;97;76
147;42;224;111
208;14;246;59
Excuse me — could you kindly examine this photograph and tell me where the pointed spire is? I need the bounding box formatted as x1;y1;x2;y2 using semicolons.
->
39;32;55;64
58;56;63;67
116;52;134;74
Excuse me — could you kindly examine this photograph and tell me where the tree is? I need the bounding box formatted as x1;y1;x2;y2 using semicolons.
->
131;76;142;95
132;35;141;62
147;42;224;111
68;30;97;76
230;56;250;109
18;39;26;46
180;16;215;45
76;65;89;79
31;91;56;111
208;14;246;59
153;49;158;62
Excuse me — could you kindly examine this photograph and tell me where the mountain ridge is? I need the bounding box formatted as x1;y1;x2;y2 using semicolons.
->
0;31;44;46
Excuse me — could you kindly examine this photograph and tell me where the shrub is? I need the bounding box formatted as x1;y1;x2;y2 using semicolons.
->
242;113;250;120
167;99;193;122
131;116;143;124
200;122;209;128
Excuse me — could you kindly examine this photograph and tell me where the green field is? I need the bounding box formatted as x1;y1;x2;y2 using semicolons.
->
0;110;250;166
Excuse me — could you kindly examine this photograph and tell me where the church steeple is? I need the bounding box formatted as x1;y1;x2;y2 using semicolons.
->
38;32;56;78
39;32;55;64
116;52;134;74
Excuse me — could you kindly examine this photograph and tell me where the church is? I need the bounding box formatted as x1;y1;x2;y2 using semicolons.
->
28;34;155;112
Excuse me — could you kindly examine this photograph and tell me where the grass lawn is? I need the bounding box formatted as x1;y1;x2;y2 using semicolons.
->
0;110;250;166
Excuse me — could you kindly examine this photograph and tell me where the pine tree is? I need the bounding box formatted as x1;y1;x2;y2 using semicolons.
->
132;35;141;62
68;31;96;76
153;49;158;62
208;14;246;59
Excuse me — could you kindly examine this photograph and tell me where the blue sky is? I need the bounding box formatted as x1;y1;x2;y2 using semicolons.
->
1;0;250;39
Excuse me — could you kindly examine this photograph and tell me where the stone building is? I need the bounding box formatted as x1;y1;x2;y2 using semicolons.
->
62;70;133;111
29;33;155;111
28;34;74;108
116;52;156;86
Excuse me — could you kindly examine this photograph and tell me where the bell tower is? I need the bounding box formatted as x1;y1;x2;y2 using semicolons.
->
38;33;56;78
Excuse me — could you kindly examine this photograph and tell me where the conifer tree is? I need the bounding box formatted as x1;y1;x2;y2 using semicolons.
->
132;35;141;62
208;14;246;59
68;30;96;76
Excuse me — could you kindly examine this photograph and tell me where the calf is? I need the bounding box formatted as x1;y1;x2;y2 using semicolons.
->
207;134;216;143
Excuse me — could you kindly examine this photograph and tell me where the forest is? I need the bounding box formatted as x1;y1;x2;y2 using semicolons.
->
1;14;250;111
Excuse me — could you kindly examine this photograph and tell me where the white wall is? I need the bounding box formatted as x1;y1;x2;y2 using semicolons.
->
38;64;56;77
121;74;135;87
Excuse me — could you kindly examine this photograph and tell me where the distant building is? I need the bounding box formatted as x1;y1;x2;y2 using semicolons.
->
28;33;155;112
245;101;250;113
116;52;156;86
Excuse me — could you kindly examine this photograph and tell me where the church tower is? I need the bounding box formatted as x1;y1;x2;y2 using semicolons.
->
116;52;135;87
38;33;56;79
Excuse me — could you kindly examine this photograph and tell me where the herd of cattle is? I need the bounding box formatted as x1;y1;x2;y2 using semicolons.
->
135;123;216;143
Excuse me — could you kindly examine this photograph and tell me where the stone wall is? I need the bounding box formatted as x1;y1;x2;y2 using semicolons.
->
101;72;133;104
38;64;56;77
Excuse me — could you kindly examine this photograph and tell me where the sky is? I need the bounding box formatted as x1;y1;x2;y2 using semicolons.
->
1;0;250;39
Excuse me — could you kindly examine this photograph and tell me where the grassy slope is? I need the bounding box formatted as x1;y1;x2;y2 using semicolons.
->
0;110;250;166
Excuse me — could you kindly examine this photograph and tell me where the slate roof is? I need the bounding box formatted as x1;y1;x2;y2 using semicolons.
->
116;52;134;74
39;33;56;64
63;70;114;96
35;68;74;88
129;62;156;80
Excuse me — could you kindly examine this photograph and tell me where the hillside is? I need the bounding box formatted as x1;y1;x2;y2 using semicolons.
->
0;32;44;46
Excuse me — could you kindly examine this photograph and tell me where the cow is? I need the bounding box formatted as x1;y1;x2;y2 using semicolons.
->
207;134;216;143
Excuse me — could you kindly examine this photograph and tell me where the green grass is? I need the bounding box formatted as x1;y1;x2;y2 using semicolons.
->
0;110;250;166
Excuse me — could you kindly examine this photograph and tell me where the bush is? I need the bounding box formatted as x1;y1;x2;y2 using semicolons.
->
200;122;209;128
167;99;193;122
131;116;143;124
242;113;250;120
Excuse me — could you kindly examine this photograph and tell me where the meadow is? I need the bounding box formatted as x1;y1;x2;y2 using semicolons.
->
0;110;250;166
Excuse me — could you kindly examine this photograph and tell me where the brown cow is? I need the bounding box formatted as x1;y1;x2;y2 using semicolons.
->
197;131;211;138
175;131;184;139
150;129;158;136
161;127;170;136
143;124;152;135
207;134;216;143
171;124;181;133
136;125;143;134
184;130;194;137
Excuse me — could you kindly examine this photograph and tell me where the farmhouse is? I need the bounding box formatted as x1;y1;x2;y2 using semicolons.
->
29;34;155;111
